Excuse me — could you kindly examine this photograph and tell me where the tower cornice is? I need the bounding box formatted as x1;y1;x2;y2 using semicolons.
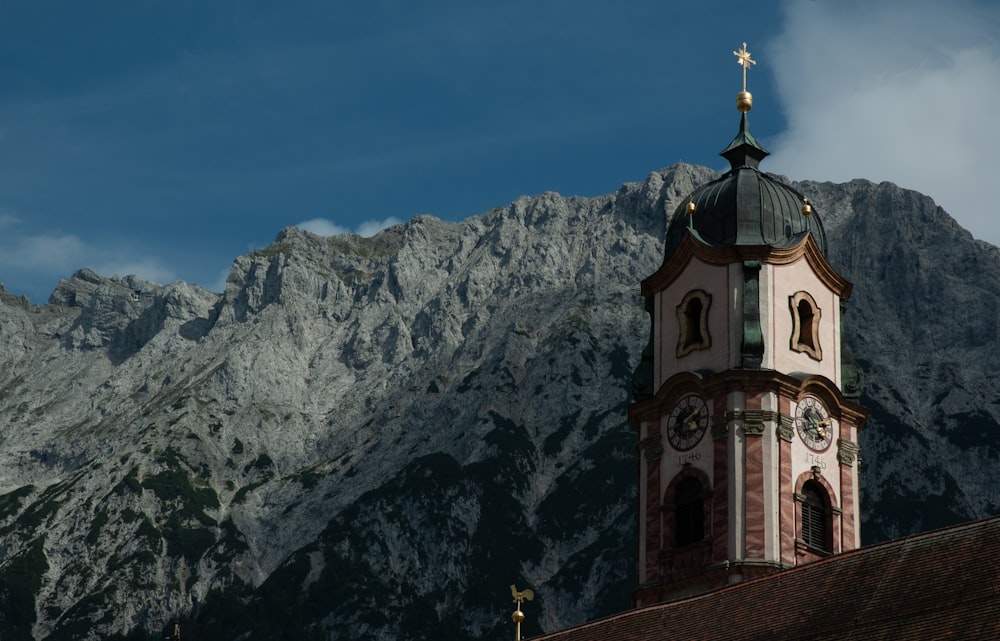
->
627;369;868;430
642;232;852;301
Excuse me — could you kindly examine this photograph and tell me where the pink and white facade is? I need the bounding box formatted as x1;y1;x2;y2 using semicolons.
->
628;117;867;607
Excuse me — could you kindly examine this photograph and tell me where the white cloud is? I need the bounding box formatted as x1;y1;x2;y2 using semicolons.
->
0;233;88;272
766;0;1000;245
296;218;351;236
296;216;403;238
357;217;402;237
0;231;176;300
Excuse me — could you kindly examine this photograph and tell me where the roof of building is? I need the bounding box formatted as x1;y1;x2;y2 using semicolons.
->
530;515;1000;641
662;113;828;259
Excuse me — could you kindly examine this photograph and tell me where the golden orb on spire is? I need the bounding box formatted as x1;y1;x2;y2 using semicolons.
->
736;90;753;113
733;42;755;112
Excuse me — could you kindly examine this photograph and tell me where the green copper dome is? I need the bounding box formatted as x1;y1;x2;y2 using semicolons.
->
663;113;827;258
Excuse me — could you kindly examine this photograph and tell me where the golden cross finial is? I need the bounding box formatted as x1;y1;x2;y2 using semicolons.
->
733;42;755;93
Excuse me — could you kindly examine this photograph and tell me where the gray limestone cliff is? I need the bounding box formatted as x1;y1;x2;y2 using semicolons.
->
0;164;996;640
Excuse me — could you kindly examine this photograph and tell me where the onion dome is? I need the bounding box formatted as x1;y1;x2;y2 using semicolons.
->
663;43;826;259
663;113;827;258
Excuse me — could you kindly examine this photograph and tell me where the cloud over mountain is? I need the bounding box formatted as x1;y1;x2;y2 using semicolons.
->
767;0;1000;245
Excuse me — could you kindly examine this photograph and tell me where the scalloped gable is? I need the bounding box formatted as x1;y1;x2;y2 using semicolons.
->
641;231;851;301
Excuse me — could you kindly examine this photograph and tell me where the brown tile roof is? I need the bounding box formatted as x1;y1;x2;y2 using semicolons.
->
532;515;1000;641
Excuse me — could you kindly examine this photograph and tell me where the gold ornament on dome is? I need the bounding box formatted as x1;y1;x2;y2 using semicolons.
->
733;41;755;112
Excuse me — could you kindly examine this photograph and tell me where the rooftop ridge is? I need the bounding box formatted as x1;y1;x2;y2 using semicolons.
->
533;513;1000;639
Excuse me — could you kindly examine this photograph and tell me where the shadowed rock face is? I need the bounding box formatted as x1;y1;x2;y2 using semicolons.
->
0;163;996;640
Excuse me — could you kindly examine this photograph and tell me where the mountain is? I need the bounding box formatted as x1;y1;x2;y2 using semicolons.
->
0;164;997;640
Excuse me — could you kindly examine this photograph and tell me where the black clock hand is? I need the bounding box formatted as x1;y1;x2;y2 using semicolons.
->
677;408;699;432
805;410;829;440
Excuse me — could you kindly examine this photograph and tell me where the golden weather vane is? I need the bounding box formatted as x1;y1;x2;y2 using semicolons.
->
510;584;534;641
733;42;756;113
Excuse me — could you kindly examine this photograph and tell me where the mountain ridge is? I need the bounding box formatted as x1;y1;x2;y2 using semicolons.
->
0;163;997;639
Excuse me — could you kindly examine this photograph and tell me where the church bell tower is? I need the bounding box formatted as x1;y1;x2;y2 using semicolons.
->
628;43;867;607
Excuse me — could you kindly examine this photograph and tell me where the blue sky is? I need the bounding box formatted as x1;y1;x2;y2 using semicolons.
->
1;1;998;302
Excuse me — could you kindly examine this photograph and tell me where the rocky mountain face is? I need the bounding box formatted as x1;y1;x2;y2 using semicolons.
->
0;164;997;640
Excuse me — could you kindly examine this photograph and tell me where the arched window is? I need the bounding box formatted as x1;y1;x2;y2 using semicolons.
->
789;291;822;360
684;298;704;344
676;290;711;357
675;477;704;547
800;480;829;552
797;299;814;346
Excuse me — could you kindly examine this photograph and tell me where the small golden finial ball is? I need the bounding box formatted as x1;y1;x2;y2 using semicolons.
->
512;610;525;623
736;90;753;113
686;199;696;215
802;197;812;216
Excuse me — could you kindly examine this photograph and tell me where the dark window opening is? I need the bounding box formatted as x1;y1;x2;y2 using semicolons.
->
797;299;815;350
676;290;711;357
789;291;822;360
675;478;704;547
682;298;704;349
801;481;829;552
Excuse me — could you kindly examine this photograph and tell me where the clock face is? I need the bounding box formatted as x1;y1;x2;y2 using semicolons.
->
667;394;709;451
795;395;833;451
